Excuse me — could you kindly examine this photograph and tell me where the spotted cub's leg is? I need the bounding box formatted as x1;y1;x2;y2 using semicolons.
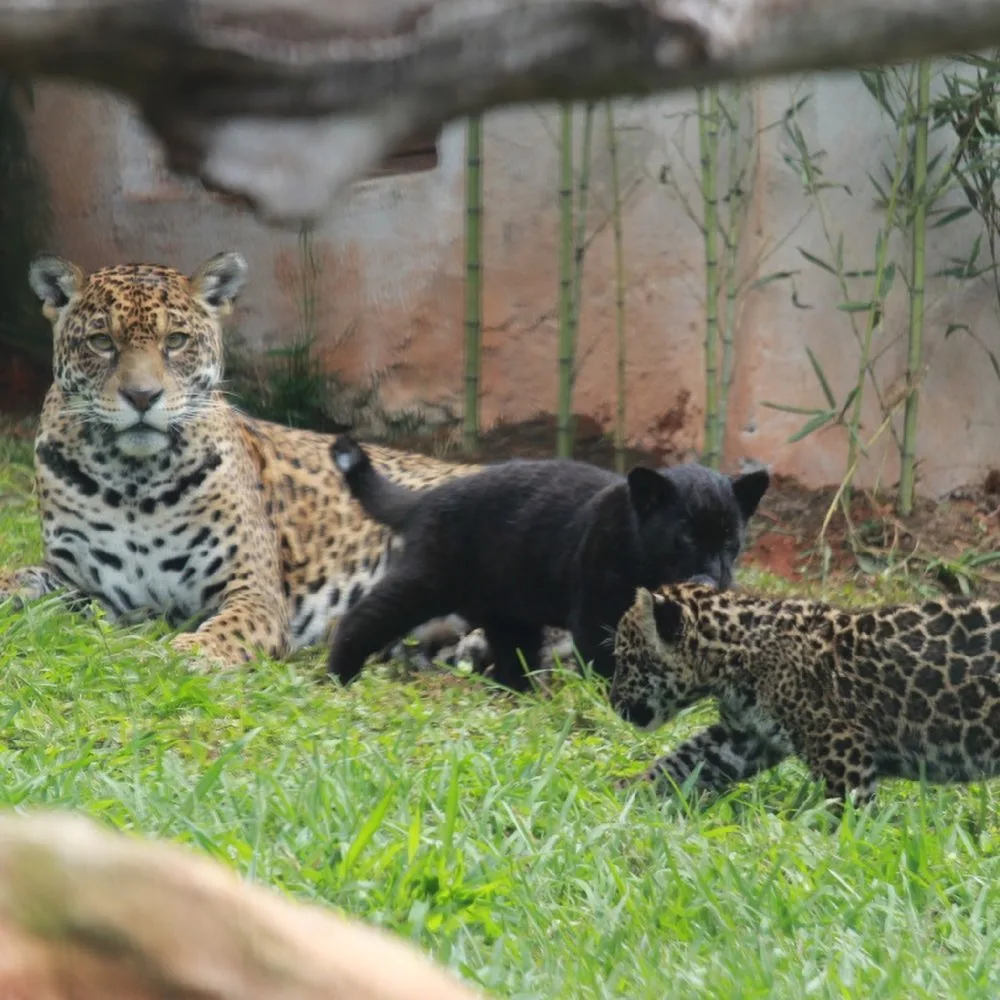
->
171;581;289;670
799;727;878;809
619;721;789;796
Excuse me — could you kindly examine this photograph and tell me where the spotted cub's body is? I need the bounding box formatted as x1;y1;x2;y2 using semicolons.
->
0;252;476;667
611;583;1000;805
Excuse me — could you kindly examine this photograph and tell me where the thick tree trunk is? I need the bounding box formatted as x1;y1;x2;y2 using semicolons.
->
1;0;999;224
0;810;484;1000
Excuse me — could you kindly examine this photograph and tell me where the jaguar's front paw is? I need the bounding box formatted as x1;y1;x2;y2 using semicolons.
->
170;632;245;672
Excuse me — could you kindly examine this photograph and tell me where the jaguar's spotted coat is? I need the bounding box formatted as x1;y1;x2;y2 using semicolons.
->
0;252;479;668
611;583;1000;806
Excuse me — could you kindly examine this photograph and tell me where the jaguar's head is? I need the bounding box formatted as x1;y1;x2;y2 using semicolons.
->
30;251;247;458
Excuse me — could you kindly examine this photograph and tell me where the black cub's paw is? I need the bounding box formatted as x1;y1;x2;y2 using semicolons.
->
324;647;363;686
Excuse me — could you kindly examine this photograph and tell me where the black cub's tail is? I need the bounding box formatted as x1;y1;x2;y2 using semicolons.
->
331;435;420;531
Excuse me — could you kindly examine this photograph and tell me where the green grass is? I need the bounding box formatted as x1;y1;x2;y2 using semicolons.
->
2;436;1000;998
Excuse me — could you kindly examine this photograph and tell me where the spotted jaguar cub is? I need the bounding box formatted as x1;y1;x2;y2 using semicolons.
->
611;582;1000;806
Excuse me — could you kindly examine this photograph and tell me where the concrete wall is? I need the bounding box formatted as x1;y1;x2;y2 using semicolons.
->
25;73;1000;497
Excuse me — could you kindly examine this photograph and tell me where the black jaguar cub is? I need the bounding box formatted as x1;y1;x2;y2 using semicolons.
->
327;436;769;692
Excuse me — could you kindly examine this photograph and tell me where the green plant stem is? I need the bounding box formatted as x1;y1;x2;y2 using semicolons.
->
788;107;903;458
899;59;930;516
298;226;318;347
557;104;575;458
718;85;743;454
605;102;627;475
698;86;721;470
570;102;595;354
844;123;910;508
463;114;484;455
296;227;320;397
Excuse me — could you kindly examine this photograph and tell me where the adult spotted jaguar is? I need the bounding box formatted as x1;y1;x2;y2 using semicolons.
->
0;251;479;667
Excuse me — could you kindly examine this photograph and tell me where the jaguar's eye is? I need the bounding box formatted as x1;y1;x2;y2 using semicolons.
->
87;333;115;354
165;332;190;351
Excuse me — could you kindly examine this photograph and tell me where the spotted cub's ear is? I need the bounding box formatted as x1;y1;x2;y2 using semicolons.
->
29;254;85;322
189;251;248;315
650;592;684;643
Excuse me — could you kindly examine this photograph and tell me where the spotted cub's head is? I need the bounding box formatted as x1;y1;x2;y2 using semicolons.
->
610;581;720;731
29;251;247;458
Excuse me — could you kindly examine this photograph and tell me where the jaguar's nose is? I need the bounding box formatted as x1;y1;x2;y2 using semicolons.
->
120;386;164;413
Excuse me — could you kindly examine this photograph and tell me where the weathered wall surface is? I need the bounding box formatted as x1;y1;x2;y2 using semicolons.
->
25;74;1000;496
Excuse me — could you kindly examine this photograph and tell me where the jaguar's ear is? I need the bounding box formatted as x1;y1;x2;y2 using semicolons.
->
189;251;248;317
731;467;770;520
29;254;85;324
633;586;656;620
626;467;678;520
651;593;684;643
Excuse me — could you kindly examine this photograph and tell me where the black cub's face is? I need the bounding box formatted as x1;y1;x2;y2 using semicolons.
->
626;464;770;590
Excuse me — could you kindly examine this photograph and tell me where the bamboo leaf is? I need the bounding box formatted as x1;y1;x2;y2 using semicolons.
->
760;401;826;415
839;386;859;415
878;261;896;297
930;205;974;228
787;410;836;443
805;346;836;409
837;301;876;313
750;269;799;289
791;286;814;310
797;247;836;274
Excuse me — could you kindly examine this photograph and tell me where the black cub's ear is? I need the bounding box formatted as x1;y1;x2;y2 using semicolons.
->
627;467;678;519
651;594;684;643
731;468;770;520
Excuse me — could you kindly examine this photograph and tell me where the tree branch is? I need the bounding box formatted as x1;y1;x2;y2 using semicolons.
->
0;810;484;1000
3;0;1000;225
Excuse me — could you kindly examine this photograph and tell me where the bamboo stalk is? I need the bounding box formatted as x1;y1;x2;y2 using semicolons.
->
287;224;320;401
898;59;930;515
718;85;743;453
844;121;910;508
298;225;316;343
605;101;628;475
570;101;595;349
463;113;484;455
556;103;575;458
698;85;722;470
